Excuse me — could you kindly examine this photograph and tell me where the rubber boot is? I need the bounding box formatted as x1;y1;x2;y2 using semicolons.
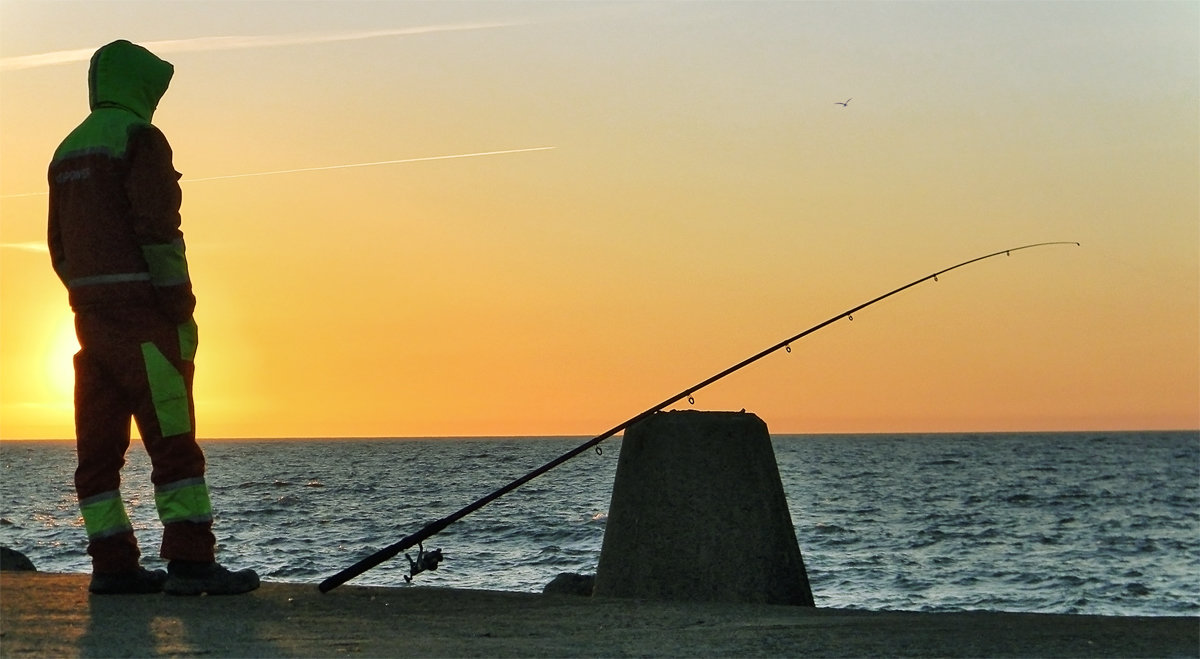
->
164;560;260;596
89;567;168;595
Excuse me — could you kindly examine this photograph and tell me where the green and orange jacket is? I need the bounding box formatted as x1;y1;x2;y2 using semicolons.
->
48;39;195;323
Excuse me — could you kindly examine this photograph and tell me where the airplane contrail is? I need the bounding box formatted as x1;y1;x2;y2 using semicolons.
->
0;21;527;71
184;146;557;182
0;146;557;250
0;242;49;253
0;146;556;199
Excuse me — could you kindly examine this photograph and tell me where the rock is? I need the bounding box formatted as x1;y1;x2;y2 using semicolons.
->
1;547;37;572
542;573;594;596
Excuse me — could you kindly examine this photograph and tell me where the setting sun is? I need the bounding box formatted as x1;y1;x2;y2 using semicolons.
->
45;314;78;400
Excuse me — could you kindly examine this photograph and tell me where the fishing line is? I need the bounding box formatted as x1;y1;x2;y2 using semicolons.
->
318;241;1080;592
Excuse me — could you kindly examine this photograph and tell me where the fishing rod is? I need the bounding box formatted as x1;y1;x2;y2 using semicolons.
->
318;241;1079;593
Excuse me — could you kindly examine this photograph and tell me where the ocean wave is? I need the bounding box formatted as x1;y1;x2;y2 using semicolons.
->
3;432;1197;615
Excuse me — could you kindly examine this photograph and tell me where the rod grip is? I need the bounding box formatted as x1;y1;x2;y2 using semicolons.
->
318;542;406;592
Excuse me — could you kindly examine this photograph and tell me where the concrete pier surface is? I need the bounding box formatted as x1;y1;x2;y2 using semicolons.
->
2;573;1196;657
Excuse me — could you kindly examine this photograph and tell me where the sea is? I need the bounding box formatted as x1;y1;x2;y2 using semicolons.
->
1;431;1197;617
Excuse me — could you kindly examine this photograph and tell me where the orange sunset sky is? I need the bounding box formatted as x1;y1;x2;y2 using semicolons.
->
1;1;1197;440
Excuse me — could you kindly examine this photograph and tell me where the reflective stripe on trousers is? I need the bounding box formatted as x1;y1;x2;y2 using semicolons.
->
155;477;213;525
140;319;197;437
79;490;133;540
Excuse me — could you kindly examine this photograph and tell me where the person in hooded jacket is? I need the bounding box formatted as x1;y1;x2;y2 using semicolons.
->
48;39;258;595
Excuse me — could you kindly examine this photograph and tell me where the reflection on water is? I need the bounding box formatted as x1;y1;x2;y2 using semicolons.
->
2;431;1197;615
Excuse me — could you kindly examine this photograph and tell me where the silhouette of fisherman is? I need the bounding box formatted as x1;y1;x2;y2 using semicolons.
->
47;39;258;595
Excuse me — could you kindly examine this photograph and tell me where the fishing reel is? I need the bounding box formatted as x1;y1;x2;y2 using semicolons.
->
403;541;444;582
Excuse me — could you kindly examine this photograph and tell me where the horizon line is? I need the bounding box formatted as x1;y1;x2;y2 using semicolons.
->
2;428;1195;442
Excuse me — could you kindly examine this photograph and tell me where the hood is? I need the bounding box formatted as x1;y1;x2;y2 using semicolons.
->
88;40;174;121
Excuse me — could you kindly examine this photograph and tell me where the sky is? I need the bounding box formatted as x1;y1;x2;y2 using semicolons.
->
1;1;1196;440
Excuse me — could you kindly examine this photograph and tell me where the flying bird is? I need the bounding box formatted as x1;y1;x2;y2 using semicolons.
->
835;98;852;107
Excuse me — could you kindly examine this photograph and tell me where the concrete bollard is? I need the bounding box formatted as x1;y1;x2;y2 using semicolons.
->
593;410;814;606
